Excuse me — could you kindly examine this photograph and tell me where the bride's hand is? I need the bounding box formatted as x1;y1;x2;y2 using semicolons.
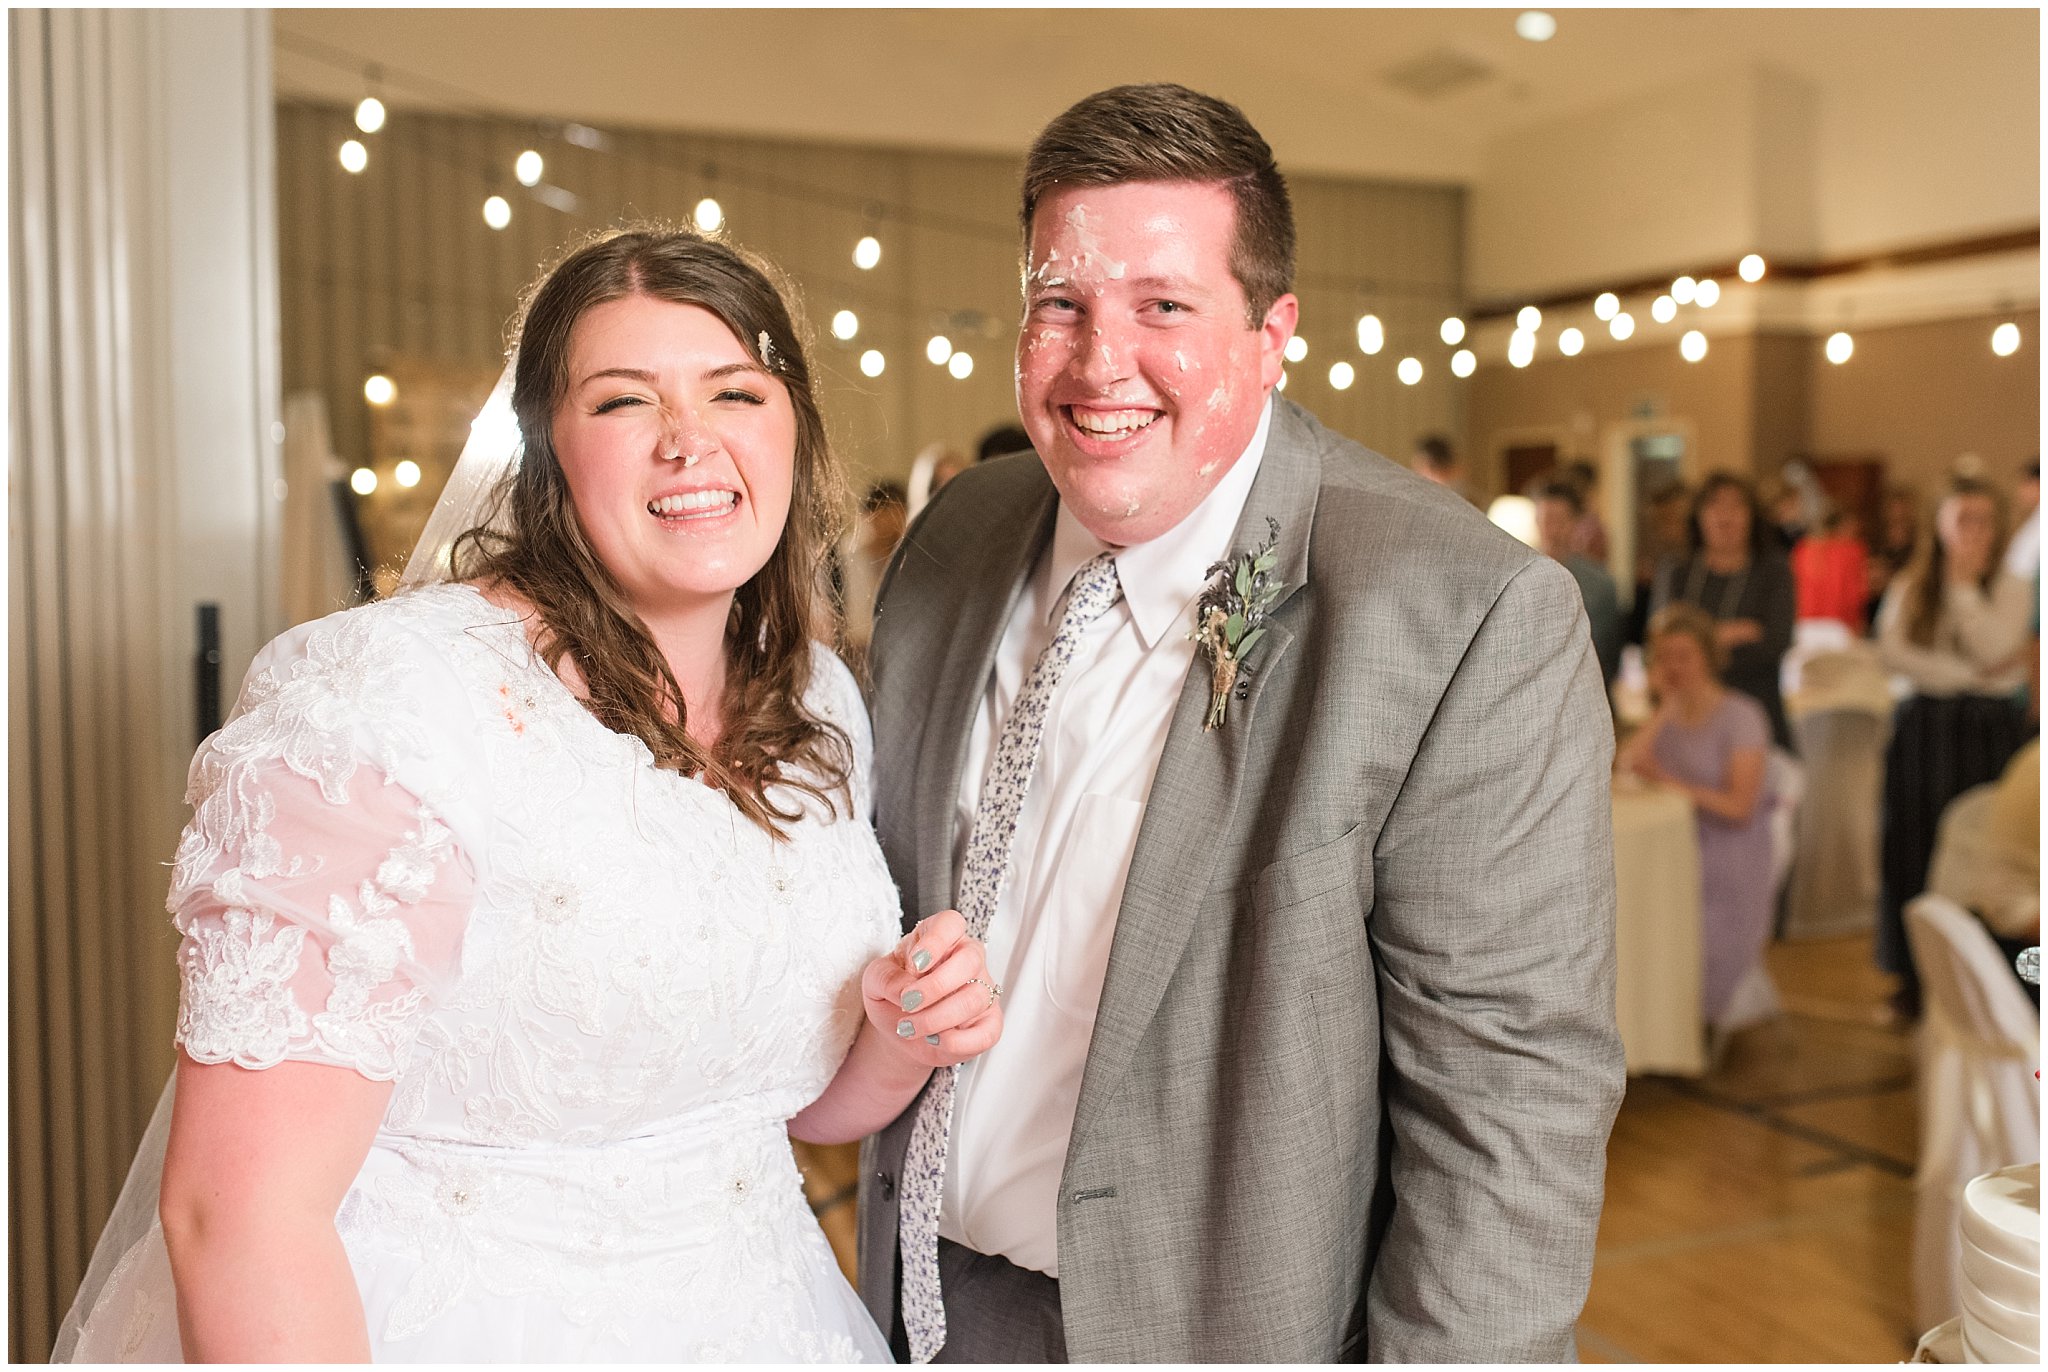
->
860;909;1003;1069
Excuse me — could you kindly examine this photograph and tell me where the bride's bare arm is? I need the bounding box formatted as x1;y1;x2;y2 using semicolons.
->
159;1055;391;1361
790;910;1003;1144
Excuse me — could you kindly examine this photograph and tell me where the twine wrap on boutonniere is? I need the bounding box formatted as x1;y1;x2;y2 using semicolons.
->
1190;516;1284;731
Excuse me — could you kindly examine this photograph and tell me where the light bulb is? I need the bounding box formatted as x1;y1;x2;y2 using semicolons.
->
1516;306;1542;331
693;198;723;232
1992;322;2022;357
1508;330;1536;369
1451;348;1477;378
1671;276;1697;306
515;150;543;187
1397;357;1423;385
853;236;882;270
948;351;974;379
1610;312;1636;341
338;139;368;174
350;467;378;495
363;374;396;406
859;349;885;378
1356;314;1384;355
1651;295;1677;324
353;96;385;134
1593;292;1619;321
482;196;511;230
1276;370;1289;392
1440;317;1466;346
1680;330;1708;363
1328;361;1355;391
831;310;859;341
1695;278;1721;308
1825;331;1854;364
394;459;422;488
1558;327;1585;357
1284;335;1308;363
926;335;952;365
1516;10;1557;42
1739;254;1767;283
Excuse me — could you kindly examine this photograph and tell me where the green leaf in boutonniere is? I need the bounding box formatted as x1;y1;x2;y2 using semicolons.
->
1189;516;1285;731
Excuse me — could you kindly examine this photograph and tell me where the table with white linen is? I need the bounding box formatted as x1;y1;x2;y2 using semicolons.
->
1612;781;1707;1076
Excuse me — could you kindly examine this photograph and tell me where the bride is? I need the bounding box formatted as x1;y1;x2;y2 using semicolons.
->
56;226;1000;1361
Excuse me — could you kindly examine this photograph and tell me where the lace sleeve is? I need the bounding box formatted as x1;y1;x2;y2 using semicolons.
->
168;604;489;1081
805;642;875;822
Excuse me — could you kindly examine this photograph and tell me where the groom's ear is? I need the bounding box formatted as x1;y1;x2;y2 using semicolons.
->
1257;294;1299;391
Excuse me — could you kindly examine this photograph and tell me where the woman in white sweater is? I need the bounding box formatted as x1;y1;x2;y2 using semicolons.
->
1874;477;2034;1018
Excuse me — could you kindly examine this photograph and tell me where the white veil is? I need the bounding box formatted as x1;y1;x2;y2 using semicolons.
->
52;360;524;1362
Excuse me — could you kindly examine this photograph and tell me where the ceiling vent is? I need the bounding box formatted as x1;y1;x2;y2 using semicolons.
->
1381;49;1496;101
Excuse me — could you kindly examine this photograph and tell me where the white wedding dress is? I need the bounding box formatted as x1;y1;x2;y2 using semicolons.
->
62;583;899;1361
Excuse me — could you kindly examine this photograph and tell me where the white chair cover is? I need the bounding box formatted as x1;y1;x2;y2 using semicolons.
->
1904;894;2041;1333
1784;698;1889;940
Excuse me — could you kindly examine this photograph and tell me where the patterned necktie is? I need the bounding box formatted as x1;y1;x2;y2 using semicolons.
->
898;551;1124;1363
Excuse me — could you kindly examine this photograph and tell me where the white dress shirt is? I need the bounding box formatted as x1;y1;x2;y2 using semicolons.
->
938;399;1272;1276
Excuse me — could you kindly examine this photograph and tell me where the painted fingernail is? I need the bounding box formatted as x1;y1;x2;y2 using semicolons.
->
911;949;933;973
900;990;925;1012
925;1034;942;1046
897;1019;916;1038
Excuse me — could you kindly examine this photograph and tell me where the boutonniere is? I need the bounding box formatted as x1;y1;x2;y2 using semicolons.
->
1190;516;1284;731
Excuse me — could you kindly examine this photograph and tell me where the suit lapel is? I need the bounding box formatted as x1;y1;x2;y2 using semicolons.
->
1069;399;1322;1147
911;473;1058;923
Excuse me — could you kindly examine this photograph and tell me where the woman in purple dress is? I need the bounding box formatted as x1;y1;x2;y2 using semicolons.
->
1617;604;1775;1026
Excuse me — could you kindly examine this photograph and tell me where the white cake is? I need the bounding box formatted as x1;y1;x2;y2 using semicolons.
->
1958;1163;2039;1363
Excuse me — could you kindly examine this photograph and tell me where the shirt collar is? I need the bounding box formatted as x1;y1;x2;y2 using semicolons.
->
1042;396;1273;650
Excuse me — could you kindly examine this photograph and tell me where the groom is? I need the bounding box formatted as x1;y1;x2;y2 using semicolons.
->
858;83;1625;1362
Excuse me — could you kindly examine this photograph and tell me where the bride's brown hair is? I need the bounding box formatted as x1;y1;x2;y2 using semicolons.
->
452;226;851;836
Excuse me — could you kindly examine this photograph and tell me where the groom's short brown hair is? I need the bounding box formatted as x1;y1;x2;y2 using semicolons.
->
1020;83;1296;325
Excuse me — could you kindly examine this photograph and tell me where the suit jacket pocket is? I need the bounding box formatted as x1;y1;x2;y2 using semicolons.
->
1252;822;1369;916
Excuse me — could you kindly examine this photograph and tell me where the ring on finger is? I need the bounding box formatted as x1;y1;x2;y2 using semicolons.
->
968;976;1001;1011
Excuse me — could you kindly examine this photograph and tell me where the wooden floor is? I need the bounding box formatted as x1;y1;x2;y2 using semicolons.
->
794;933;1922;1363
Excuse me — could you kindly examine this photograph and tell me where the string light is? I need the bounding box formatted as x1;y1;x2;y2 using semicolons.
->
1284;336;1308;364
1739;254;1767;283
1516;11;1558;42
1507;330;1536;368
1593;292;1620;321
1558;327;1585;356
1517;306;1542;331
925;335;953;365
1356;314;1384;355
1825;331;1854;364
1671;276;1697;306
353;96;386;134
394;459;422;488
1610;312;1637;341
1695;278;1721;308
1680;330;1708;362
482;195;511;230
1451;348;1477;378
350;467;378;495
859;349;886;377
1276;370;1289;391
338;139;368;174
363;374;396;405
515;150;543;187
1651;295;1677;324
693;198;723;232
1328;361;1355;390
1440;318;1466;346
947;351;974;379
853;235;882;270
831;310;859;341
1992;322;2022;356
1397;357;1423;385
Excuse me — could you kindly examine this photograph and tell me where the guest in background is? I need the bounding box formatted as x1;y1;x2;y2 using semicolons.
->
905;442;968;519
1410;432;1477;505
974;423;1033;464
2003;457;2039;581
1627;480;1692;647
836;480;908;666
1874;477;2034;1019
1867;483;1921;630
1651;472;1797;749
1616;604;1775;1031
1791;505;1872;633
1562;459;1611;562
1536;478;1622;686
1927;737;2040;1005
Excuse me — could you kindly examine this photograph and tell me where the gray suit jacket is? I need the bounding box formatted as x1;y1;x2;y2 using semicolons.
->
857;399;1625;1361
